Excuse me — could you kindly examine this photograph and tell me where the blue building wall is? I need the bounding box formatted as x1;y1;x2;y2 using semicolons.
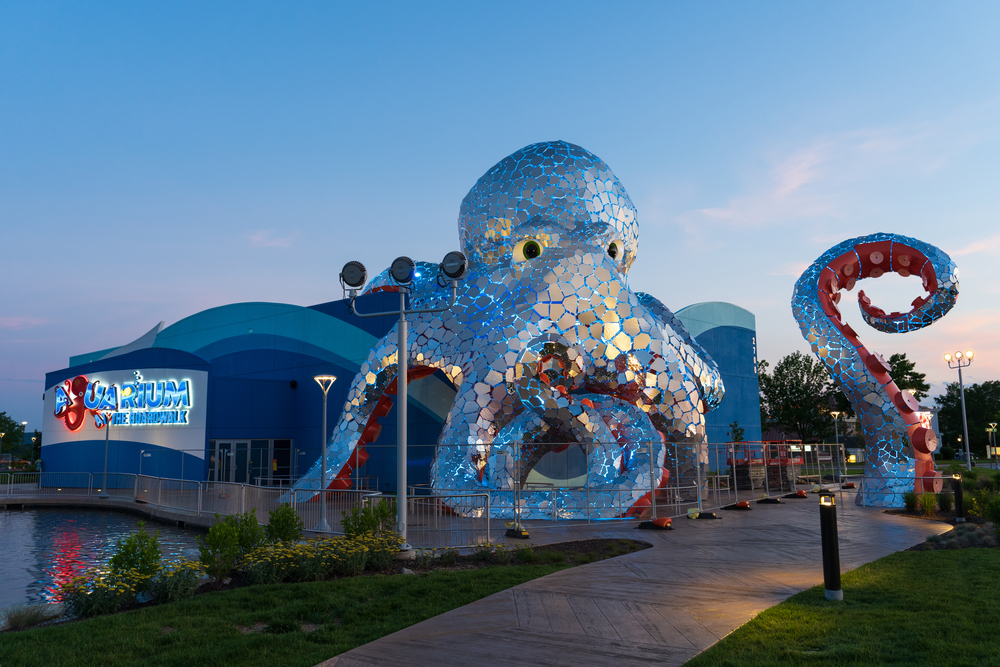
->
43;293;451;491
675;302;762;446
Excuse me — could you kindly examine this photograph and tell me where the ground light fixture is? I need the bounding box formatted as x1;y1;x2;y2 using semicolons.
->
313;375;338;532
819;493;842;601
952;474;966;523
346;251;466;554
945;350;975;471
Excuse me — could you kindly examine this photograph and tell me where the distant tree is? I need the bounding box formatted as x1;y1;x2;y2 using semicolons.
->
728;421;745;443
934;381;1000;457
0;412;25;458
758;352;835;443
31;430;41;460
888;353;930;402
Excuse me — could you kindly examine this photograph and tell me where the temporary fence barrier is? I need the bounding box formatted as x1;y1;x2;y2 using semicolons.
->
365;493;491;549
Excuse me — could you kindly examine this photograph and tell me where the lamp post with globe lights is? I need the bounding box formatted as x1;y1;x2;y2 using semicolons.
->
340;251;468;555
944;350;975;471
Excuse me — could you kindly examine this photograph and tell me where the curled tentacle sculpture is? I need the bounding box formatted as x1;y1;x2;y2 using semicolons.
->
792;233;958;507
295;140;724;519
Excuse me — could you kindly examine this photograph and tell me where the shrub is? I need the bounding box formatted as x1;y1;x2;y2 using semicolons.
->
514;546;535;563
239;536;373;585
938;492;954;513
108;521;161;590
473;543;493;561
199;515;241;588
437;548;459;565
491;543;512;565
968;488;997;518
265;504;304;544
241;543;296;585
981;493;1000;534
60;568;150;617
342;499;395;538
360;532;403;572
149;560;203;603
919;493;937;516
903;491;918;512
222;511;266;556
1;604;60;632
940;446;956;460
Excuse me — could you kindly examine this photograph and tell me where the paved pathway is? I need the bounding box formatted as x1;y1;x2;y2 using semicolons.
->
320;492;948;666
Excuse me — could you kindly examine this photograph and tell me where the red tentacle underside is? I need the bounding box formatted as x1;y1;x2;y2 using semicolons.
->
814;240;942;494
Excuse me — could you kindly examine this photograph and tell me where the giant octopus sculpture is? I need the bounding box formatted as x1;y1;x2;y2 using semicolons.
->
792;233;958;507
297;140;724;519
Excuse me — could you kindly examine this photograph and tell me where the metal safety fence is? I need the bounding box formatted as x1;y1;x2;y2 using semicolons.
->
3;440;859;546
364;493;491;549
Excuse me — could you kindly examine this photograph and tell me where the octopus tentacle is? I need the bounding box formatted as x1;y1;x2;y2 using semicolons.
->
792;232;958;507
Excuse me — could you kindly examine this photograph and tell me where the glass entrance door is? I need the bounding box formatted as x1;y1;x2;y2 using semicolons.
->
213;441;250;483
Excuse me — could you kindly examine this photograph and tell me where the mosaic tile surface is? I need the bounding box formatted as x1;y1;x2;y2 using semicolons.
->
792;233;958;507
297;141;725;519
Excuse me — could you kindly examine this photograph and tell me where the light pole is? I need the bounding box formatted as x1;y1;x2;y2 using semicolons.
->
945;351;975;471
988;423;998;469
830;411;842;480
139;449;146;476
99;389;114;499
342;251;467;553
313;375;338;532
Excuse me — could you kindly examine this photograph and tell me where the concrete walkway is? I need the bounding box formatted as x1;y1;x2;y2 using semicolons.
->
319;492;948;666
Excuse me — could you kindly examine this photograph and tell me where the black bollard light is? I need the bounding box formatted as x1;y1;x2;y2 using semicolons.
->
952;474;965;523
819;493;842;601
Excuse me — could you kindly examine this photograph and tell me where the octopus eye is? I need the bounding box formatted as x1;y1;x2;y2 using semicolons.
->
607;240;623;261
514;239;544;262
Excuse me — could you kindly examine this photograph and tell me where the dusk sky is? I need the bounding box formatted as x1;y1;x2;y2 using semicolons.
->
2;2;998;430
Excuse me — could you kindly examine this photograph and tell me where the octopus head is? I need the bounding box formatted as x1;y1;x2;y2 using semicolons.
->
459;141;639;274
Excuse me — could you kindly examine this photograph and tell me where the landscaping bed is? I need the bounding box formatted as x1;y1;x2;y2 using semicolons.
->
0;538;649;667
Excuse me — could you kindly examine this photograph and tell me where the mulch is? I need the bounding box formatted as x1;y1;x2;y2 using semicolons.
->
883;508;984;526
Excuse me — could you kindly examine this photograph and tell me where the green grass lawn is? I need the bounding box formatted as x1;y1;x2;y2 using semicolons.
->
685;548;1000;667
0;565;565;667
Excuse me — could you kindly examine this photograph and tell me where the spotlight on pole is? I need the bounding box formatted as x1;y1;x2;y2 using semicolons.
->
390;256;416;285
340;261;367;290
819;493;842;601
440;251;468;280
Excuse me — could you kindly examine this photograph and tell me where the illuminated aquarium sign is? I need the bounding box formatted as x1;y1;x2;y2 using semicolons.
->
53;372;193;431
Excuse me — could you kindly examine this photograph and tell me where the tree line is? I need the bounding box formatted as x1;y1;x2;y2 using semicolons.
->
0;412;41;462
758;351;999;454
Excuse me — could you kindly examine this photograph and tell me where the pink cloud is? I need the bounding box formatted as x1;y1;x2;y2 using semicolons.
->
0;316;45;330
248;230;298;248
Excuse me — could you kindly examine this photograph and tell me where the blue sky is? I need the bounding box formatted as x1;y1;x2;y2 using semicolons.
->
2;1;999;428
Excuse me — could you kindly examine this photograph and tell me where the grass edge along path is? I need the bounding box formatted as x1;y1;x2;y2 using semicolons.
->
684;548;1000;667
0;564;566;667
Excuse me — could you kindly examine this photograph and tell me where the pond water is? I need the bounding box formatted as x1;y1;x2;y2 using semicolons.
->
0;508;203;609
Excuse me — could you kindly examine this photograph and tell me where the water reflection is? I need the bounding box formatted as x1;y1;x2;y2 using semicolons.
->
0;508;202;608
